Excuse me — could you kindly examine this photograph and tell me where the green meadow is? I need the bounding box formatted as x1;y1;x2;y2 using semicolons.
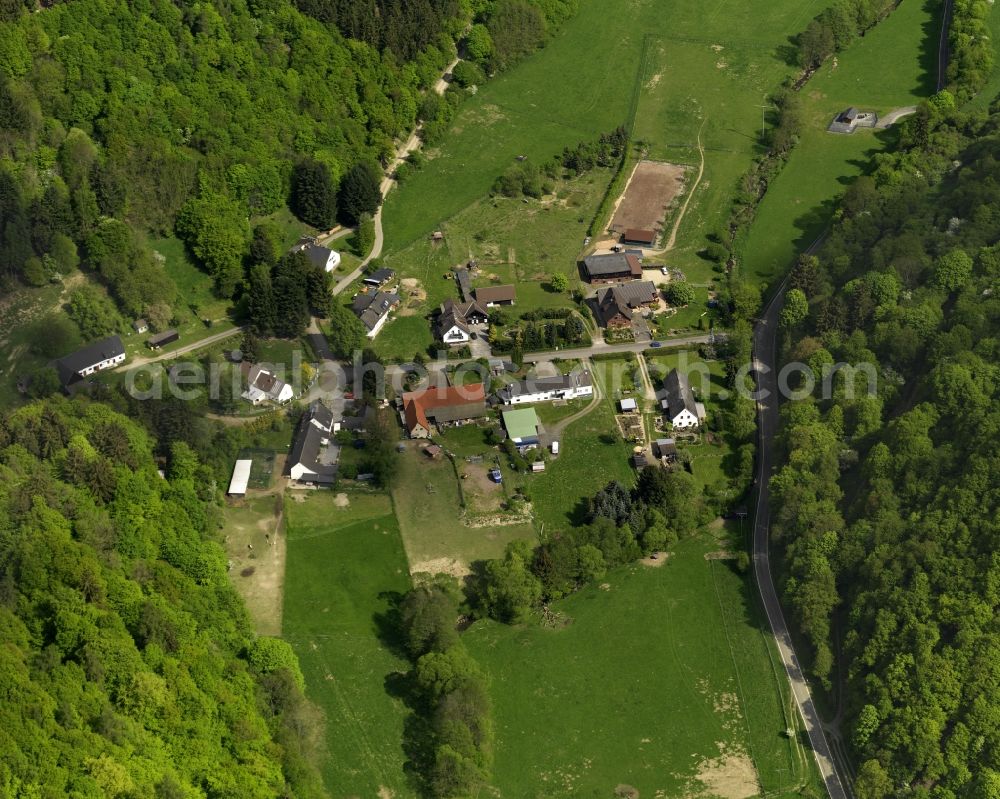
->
376;167;611;361
465;529;822;798
282;491;414;798
741;0;942;287
527;363;636;533
382;0;829;258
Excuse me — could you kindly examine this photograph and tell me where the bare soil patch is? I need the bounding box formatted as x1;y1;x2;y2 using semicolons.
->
693;752;760;799
398;278;427;316
610;160;688;237
224;499;286;636
459;463;505;513
411;557;471;579
334;492;350;507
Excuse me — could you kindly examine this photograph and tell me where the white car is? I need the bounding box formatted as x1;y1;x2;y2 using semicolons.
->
660;266;669;275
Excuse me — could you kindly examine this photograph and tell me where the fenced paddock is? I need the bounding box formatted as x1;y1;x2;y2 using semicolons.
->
236;448;278;489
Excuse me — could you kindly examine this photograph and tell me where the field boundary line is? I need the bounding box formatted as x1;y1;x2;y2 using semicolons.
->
662;117;707;252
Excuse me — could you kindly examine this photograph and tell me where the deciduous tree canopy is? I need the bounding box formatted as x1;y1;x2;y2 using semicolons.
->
0;399;324;797
772;95;1000;793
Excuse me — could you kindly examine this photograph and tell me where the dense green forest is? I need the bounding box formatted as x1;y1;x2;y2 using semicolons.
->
772;92;1000;797
0;398;325;797
0;0;576;322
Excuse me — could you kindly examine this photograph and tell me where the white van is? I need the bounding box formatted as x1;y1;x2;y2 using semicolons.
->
551;441;560;455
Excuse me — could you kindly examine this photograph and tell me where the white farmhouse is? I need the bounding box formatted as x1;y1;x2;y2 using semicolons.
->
287;401;338;485
241;363;294;405
295;241;341;273
55;335;127;389
353;291;400;338
662;369;700;429
497;370;594;405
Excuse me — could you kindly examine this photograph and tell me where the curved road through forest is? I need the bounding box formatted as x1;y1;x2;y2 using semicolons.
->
751;277;849;799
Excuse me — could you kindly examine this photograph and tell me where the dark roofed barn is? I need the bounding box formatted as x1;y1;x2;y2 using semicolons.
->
364;268;396;287
582;253;643;284
622;228;657;246
475;285;516;306
147;329;179;350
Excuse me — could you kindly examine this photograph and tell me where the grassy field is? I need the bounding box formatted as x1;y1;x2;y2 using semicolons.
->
526;367;635;533
390;440;537;575
382;0;828;257
465;527;822;798
282;490;415;798
376;168;611;361
741;0;942;288
222;494;284;635
632;27;812;282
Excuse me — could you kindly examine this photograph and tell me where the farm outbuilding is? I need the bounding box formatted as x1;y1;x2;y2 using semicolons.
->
148;329;179;349
502;407;541;448
622;228;657;247
228;460;253;496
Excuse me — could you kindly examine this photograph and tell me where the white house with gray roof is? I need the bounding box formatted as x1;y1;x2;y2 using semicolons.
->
496;370;593;405
662;369;700;429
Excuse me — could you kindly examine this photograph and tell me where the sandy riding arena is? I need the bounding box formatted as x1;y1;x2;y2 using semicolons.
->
610;160;687;238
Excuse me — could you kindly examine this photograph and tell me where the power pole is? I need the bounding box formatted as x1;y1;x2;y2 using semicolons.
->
756;96;776;141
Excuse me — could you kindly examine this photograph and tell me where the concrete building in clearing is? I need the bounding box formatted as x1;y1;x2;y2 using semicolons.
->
402;383;488;438
353;290;400;338
594;281;659;328
287;401;337;485
55;335;126;389
501;407;541;448
496;370;593;405
475;285;516;307
228;459;252;496
241;363;294;405
662;369;700;429
582;253;642;284
827;107;877;134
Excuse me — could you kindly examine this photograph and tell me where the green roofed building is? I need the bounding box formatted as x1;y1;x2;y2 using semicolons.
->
502;407;541;447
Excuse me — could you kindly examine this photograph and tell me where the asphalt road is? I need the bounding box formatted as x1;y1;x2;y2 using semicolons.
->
522;332;713;363
751;279;850;799
938;0;953;91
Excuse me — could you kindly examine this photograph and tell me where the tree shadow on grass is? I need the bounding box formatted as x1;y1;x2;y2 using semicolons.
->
776;37;802;69
373;589;409;660
383;669;437;799
567;495;592;528
917;0;943;97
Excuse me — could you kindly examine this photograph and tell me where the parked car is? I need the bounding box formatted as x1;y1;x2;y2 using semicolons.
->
650;341;663;348
660;266;669;275
489;468;503;484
